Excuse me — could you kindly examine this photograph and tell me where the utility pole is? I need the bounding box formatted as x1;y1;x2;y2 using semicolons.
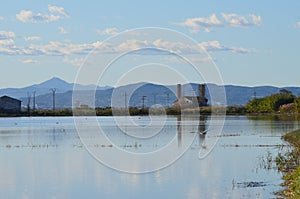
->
125;92;127;109
51;88;56;111
165;92;170;107
142;96;146;109
27;92;31;113
33;91;36;111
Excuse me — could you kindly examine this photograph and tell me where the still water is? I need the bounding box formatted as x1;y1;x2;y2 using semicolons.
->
0;116;298;199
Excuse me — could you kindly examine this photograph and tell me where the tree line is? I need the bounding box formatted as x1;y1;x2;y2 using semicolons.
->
245;89;300;114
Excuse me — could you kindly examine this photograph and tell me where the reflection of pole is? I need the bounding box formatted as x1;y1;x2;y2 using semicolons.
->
51;88;56;111
142;96;146;109
33;91;36;111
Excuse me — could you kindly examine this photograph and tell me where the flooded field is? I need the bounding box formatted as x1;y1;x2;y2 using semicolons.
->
0;116;298;199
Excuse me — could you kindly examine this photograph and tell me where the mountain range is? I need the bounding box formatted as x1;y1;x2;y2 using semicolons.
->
0;77;111;99
1;77;300;109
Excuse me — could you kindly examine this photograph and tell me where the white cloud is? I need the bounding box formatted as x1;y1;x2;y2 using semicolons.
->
16;5;69;23
295;21;300;28
0;31;15;39
24;36;41;41
174;13;262;33
0;39;14;46
0;16;4;20
153;39;198;54
97;28;145;36
199;40;255;54
231;47;253;54
63;57;84;66
199;40;226;51
0;38;255;56
59;27;68;34
116;39;150;52
21;59;38;64
27;41;103;56
250;14;262;26
16;10;60;23
175;14;223;33
48;5;69;17
222;13;261;27
97;28;119;35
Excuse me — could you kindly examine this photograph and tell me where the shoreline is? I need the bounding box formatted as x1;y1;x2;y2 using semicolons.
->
276;129;300;198
0;105;288;117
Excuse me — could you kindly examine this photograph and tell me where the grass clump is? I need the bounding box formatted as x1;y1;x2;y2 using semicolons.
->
277;129;300;198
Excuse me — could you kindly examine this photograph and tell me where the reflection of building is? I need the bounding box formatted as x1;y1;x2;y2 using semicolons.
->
177;116;207;148
173;84;208;108
0;96;21;113
177;115;182;147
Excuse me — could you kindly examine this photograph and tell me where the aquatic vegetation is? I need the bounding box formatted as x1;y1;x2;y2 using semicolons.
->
276;129;300;198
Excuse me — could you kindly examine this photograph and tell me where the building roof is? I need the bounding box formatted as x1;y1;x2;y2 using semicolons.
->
0;95;21;102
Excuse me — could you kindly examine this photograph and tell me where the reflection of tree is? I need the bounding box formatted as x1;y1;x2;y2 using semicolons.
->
248;115;300;136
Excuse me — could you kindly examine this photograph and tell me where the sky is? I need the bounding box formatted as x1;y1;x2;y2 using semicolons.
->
0;0;300;88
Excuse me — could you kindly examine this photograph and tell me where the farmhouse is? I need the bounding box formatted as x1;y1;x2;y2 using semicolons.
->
0;96;21;113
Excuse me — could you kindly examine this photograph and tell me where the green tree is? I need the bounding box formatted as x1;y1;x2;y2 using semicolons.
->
246;91;295;113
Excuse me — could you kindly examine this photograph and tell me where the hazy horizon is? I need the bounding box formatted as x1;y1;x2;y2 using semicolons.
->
1;76;300;90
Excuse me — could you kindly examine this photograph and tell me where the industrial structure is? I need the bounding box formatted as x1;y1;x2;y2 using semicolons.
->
0;96;21;113
173;84;208;108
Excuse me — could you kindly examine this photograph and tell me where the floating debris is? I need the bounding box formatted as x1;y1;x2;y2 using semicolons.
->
216;134;240;137
236;181;266;188
220;144;288;148
1;143;58;149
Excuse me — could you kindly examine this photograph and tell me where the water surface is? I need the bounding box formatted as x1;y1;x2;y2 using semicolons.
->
0;116;298;199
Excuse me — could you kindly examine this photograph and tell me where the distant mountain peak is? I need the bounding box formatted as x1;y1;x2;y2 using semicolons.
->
42;77;69;84
37;77;71;89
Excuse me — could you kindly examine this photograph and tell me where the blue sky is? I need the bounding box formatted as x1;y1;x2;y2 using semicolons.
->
0;0;300;88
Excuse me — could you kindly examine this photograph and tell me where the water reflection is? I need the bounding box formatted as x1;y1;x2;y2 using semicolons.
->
0;116;294;199
198;116;207;149
176;115;207;148
248;115;300;135
177;116;182;147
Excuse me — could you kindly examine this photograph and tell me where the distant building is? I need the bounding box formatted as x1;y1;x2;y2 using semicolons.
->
173;84;208;108
78;104;90;109
0;96;21;113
